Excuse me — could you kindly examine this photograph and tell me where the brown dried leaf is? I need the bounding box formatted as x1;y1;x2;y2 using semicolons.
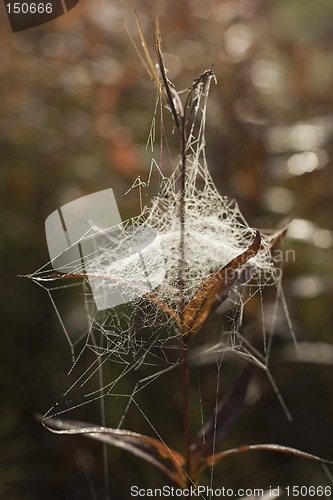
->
42;417;187;487
182;230;261;336
202;443;333;473
260;225;288;251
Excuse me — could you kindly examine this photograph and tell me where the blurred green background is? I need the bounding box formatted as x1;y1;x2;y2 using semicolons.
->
1;0;333;498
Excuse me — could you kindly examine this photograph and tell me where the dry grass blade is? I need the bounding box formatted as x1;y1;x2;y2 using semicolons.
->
154;34;181;130
124;10;180;125
134;10;161;87
123;11;161;91
183;230;261;336
123;20;154;84
42;417;187;487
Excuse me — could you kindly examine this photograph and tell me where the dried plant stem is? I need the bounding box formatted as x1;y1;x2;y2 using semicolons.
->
180;335;191;481
154;36;205;484
179;110;191;483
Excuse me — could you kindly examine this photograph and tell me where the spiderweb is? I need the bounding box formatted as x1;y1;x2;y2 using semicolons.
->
30;69;295;497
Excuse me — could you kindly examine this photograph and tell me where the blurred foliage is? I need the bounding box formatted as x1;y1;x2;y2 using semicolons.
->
1;0;333;498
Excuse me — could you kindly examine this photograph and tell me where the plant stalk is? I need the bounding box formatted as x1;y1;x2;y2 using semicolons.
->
179;112;191;484
154;37;192;483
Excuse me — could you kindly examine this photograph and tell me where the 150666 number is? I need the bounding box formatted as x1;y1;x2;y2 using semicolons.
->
286;486;332;497
6;3;53;14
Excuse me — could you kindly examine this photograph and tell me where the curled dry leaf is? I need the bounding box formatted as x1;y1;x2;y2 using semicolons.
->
260;225;288;251
182;230;261;337
201;443;333;476
41;416;187;487
144;230;262;337
146;231;262;337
